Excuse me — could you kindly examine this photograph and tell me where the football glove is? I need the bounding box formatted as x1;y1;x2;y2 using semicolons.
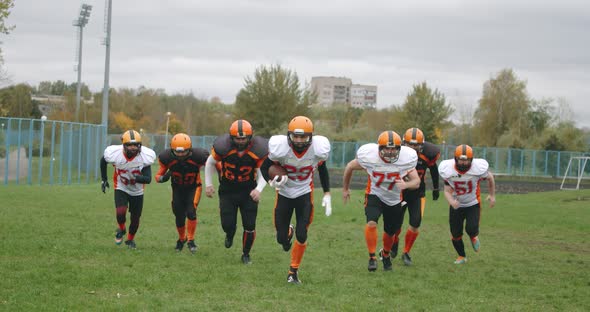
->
432;189;440;201
157;171;172;183
322;194;332;216
269;175;288;189
101;180;110;193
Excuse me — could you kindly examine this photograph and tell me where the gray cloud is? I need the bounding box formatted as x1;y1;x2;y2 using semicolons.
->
3;0;589;127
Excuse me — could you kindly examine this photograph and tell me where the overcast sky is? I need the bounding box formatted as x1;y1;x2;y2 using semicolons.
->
3;0;590;127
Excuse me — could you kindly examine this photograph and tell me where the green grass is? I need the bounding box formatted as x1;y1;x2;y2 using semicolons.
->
1;184;589;311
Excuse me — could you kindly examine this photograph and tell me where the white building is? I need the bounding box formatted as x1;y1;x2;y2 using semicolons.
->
310;76;376;108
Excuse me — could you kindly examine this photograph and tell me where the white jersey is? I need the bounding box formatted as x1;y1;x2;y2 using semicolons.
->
268;135;330;199
356;144;418;206
103;145;156;196
438;158;489;208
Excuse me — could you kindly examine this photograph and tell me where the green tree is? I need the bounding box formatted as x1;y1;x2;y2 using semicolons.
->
474;69;530;147
234;64;313;137
399;82;454;143
0;0;14;82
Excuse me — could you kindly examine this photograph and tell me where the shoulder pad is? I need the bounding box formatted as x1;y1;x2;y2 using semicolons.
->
398;146;418;170
158;149;174;165
103;145;122;162
190;148;210;164
312;135;331;160
469;158;489;176
356;143;379;166
268;135;289;160
422;141;441;161
438;159;455;179
212;134;233;156
249;136;269;159
140;146;156;165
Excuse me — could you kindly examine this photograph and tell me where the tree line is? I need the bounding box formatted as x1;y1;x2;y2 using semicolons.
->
0;65;588;152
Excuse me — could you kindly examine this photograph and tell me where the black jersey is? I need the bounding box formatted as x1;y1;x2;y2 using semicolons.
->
404;141;440;197
158;147;209;188
211;134;268;193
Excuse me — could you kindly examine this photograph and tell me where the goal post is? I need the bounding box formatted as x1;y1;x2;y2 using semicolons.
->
560;156;590;190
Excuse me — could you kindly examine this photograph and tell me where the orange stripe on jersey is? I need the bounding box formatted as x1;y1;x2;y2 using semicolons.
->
192;186;202;209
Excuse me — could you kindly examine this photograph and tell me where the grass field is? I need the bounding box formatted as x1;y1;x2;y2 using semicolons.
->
1;183;589;311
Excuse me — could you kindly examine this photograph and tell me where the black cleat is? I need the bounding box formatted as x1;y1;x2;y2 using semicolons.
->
187;240;197;254
402;252;412;266
368;258;378;272
124;239;136;250
287;270;301;285
283;224;295;252
241;254;252;265
175;239;186;252
379;249;392;271
225;234;233;248
115;229;126;245
391;241;399;259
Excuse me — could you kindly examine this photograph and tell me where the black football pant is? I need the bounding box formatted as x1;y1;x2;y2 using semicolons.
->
274;193;313;246
114;190;143;235
364;194;404;236
171;186;200;227
219;190;258;237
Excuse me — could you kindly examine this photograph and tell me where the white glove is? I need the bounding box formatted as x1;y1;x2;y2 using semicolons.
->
322;194;332;216
269;175;288;189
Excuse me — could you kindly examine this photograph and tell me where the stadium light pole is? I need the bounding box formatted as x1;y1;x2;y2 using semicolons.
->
101;0;113;146
164;112;171;149
73;4;92;122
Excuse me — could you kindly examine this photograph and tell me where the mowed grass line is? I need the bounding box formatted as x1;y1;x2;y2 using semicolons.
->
1;183;589;311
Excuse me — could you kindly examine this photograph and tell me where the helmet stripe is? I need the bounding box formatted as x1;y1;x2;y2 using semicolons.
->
462;144;467;156
388;131;393;145
411;128;417;140
237;120;243;136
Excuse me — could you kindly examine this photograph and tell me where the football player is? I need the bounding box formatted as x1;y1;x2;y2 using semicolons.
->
155;133;209;254
342;131;420;272
395;127;441;266
204;120;269;264
260;116;332;284
438;144;496;264
100;130;156;249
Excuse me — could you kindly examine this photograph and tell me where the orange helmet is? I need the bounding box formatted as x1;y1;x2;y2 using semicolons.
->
121;130;141;145
454;144;473;172
170;133;192;158
288;116;313;153
229;119;253;138
121;130;142;158
377;131;402;163
229;120;253;150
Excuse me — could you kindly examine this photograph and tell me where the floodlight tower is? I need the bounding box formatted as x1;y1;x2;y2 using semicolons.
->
73;4;92;122
101;0;112;140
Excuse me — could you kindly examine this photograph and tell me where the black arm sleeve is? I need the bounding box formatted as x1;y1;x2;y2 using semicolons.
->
429;163;440;190
134;166;152;184
260;157;273;182
100;156;108;181
317;161;330;193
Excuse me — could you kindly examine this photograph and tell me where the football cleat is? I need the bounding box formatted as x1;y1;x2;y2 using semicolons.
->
124;239;136;250
187;240;197;254
241;254;252;265
283;224;295;252
379;249;392;271
225;234;233;249
390;241;399;259
454;256;467;264
115;228;126;245
368;258;378;272
175;239;186;252
471;236;480;252
287;270;301;285
402;253;412;266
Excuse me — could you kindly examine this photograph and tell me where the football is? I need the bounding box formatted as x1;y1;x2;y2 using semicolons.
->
268;164;288;180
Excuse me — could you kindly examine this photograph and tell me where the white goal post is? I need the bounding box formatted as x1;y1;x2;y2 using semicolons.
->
560;156;590;190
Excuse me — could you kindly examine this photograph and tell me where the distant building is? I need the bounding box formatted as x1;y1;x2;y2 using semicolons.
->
310;76;377;108
32;95;66;116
